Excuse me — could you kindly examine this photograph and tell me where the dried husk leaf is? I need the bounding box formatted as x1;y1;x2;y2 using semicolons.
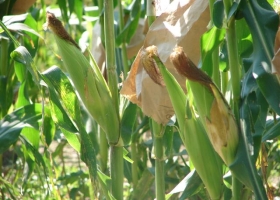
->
141;46;165;86
206;84;239;165
121;0;210;124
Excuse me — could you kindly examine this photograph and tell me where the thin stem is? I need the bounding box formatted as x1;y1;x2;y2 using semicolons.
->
110;146;124;200
232;176;242;200
221;71;228;95
104;0;119;111
154;137;165;200
223;0;242;198
104;1;123;198
222;0;241;118
118;1;129;78
99;127;108;172
97;0;105;45
151;119;165;200
0;37;9;76
212;48;221;89
131;142;138;189
0;154;2;176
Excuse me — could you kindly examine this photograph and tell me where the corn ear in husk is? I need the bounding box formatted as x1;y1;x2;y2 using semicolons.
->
170;46;239;166
142;46;224;200
44;12;120;145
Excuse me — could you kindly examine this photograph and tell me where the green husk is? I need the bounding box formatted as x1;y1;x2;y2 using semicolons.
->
47;28;120;145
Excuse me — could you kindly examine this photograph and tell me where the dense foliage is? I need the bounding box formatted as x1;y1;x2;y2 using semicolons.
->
0;0;280;199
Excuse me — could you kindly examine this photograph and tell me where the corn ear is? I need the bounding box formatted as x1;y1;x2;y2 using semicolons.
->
170;46;239;166
142;46;224;199
44;12;120;144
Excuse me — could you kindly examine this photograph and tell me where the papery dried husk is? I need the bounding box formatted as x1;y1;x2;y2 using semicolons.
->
121;0;210;124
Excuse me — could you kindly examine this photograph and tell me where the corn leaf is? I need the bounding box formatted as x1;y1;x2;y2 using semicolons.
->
166;170;203;200
201;26;225;76
0;104;42;153
240;0;280;114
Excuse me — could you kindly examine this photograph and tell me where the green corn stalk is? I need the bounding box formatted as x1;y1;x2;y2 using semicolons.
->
141;46;224;200
150;119;166;200
44;13;120;145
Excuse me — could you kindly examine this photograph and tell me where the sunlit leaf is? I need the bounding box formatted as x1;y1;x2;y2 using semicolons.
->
0;104;42;153
201;26;226;76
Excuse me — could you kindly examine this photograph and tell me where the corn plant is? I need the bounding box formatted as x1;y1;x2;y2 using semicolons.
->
0;0;280;199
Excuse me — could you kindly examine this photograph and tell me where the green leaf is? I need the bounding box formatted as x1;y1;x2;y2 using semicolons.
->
166;170;203;200
0;104;42;153
58;170;88;184
229;134;267;199
236;18;253;59
97;170;116;200
23;14;40;57
121;102;137;145
68;0;75;14
227;2;239;22
0;18;20;47
60;127;81;152
115;0;142;46
6;23;43;40
74;0;83;23
240;0;280;115
57;0;69;23
79;125;97;180
0;176;20;198
262;119;280;141
131;169;154;200
10;46;40;85
212;0;224;29
42;114;56;146
42;66;96;180
41;67;78;133
163;125;174;157
234;93;267;198
21;127;40;149
15;80;31;108
123;147;133;163
201;26;226;76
